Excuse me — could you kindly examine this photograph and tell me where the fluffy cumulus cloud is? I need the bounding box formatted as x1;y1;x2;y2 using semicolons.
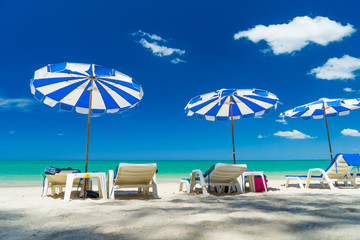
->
234;16;355;55
274;130;315;139
0;97;34;111
310;55;360;80
341;128;360;137
133;30;185;64
139;39;185;57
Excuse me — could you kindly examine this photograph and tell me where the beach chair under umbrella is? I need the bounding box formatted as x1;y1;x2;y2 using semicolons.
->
281;98;360;160
185;88;279;163
30;63;143;196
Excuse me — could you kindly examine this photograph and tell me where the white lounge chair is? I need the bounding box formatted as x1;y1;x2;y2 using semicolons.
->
184;163;247;197
42;169;84;197
285;154;359;190
108;163;158;199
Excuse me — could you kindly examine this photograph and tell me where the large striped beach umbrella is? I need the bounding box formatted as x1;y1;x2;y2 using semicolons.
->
185;88;279;163
30;63;143;173
281;98;360;160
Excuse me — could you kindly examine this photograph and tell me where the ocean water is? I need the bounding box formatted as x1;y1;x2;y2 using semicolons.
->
0;160;331;187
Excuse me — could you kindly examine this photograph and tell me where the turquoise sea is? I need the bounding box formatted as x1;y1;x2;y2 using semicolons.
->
0;160;331;187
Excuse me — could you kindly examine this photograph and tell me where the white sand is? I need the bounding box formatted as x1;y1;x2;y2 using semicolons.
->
1;180;360;240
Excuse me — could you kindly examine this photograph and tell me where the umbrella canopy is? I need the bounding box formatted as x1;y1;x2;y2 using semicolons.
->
281;97;360;160
31;63;143;114
281;98;360;120
30;62;143;173
185;88;279;163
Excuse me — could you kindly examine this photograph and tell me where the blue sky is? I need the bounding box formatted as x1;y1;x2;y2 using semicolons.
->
1;0;360;160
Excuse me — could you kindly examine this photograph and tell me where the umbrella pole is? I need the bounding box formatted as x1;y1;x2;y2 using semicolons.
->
230;97;236;164
323;103;333;161
83;79;94;198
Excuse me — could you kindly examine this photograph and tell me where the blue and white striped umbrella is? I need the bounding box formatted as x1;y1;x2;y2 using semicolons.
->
30;62;143;114
281;98;360;160
281;98;360;120
185;88;279;163
30;63;143;176
185;88;279;120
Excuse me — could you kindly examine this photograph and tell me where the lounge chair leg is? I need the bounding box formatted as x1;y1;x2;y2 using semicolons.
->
236;183;242;194
108;170;115;200
179;182;183;192
296;178;304;189
42;178;49;197
287;178;291;188
185;181;190;193
202;186;210;197
237;176;244;193
144;188;149;196
190;172;196;193
305;171;312;189
152;179;159;199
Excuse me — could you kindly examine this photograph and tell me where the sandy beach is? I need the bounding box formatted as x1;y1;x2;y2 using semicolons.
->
1;180;360;240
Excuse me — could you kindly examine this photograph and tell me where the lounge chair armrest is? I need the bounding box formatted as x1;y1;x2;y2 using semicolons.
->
307;168;326;176
306;168;336;190
191;169;209;197
191;169;206;185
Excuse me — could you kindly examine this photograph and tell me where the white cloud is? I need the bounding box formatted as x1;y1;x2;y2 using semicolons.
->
132;30;165;42
171;57;186;64
0;97;34;111
310;55;360;80
274;130;316;139
341;128;360;137
234;16;355;55
276;119;288;125
133;30;186;64
57;133;64;136
139;38;185;57
258;135;263;139
343;87;355;92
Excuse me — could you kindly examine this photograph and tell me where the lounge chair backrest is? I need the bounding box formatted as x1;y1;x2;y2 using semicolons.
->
326;155;352;179
46;170;80;185
207;163;247;183
114;163;157;185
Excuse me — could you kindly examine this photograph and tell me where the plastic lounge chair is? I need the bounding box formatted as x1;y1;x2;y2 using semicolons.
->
186;163;247;197
42;168;84;197
285;154;359;190
108;163;158;199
